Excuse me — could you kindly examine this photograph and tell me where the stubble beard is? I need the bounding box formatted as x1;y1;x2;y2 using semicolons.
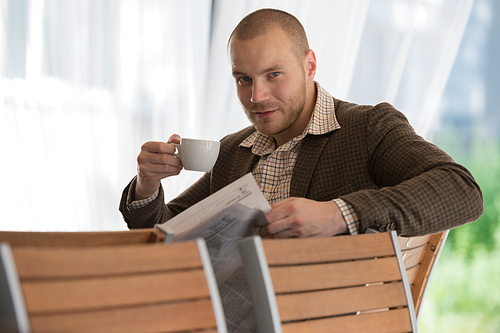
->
245;81;307;138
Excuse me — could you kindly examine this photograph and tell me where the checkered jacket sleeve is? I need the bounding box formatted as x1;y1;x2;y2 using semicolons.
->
330;100;483;236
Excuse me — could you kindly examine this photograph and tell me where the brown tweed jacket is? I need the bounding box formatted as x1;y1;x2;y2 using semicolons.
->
119;99;483;237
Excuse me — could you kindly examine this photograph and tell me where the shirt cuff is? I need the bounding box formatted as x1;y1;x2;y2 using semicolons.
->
333;198;360;235
126;179;159;211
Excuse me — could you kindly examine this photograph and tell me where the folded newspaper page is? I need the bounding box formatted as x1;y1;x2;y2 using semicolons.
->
155;172;271;241
155;173;272;332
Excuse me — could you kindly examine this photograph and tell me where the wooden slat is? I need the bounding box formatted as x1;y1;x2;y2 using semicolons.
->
269;257;401;293
13;242;201;278
398;235;430;250
411;232;447;314
22;269;210;313
262;233;395;265
281;308;412;333
276;283;408;322
406;264;419;286
29;298;217;333
401;246;427;268
0;229;166;247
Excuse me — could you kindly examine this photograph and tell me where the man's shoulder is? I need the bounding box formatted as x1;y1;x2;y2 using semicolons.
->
334;98;395;115
333;98;407;126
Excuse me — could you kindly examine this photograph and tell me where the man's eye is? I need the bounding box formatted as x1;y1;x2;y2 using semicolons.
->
270;72;281;78
238;76;251;84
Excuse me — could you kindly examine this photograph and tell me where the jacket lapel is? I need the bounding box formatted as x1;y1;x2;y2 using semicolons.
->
290;134;330;197
228;145;260;184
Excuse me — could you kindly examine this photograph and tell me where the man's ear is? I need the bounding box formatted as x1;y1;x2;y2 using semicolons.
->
304;49;317;83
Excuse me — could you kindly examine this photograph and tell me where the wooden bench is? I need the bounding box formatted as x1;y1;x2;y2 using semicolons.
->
0;228;169;247
0;239;227;333
238;231;418;333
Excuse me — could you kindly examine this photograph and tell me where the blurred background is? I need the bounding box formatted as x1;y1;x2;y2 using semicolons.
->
1;0;498;331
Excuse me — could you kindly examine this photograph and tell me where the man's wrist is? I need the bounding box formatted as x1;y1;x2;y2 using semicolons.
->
126;177;159;210
333;198;360;235
134;178;161;201
128;190;159;210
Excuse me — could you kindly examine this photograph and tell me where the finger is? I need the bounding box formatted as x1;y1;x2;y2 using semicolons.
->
140;157;183;174
168;134;181;144
265;220;303;239
267;198;297;223
268;218;312;239
141;141;177;154
142;149;182;166
259;225;271;238
137;155;182;176
141;163;183;177
271;229;300;239
264;217;293;236
137;151;183;178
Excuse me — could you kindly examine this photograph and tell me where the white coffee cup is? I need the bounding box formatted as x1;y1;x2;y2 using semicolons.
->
173;138;220;172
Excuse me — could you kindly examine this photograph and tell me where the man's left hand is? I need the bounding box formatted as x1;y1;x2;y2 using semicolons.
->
260;197;348;238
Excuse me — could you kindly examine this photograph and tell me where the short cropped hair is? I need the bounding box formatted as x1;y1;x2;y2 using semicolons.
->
228;8;310;61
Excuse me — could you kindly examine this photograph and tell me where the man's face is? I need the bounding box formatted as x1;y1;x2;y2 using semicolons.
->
229;28;310;145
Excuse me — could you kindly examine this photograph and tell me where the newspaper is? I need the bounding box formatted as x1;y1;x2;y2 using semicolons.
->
156;173;271;241
155;173;271;332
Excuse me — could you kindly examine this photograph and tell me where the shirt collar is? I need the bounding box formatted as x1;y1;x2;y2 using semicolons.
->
240;82;340;155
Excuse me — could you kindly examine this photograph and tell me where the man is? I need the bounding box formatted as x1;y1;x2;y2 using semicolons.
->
120;8;483;239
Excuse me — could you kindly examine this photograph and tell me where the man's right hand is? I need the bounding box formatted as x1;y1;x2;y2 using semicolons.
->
134;134;183;200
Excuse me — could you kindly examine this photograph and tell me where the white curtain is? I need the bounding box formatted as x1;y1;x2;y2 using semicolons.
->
0;0;212;231
0;0;473;231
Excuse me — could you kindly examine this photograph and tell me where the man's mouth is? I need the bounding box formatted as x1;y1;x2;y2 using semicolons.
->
255;110;277;118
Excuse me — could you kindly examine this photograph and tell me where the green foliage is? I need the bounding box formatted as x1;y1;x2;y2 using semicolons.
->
419;246;500;332
433;128;500;258
420;128;500;332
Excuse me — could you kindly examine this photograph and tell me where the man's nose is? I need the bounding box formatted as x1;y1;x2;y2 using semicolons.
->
251;81;270;103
